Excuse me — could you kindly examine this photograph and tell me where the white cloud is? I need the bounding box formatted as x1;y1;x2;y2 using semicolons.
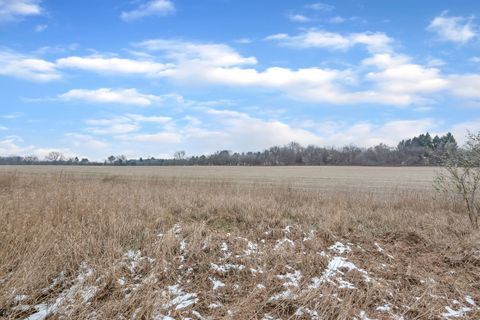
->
0;0;43;22
85;113;172;135
234;38;253;44
265;29;393;53
65;133;109;149
56;55;173;76
329;16;346;24
306;2;334;12
0;126;7;131
34;24;47;32
288;14;311;23
319;119;438;146
362;53;449;105
450;120;480;145
0;49;61;82
427;12;477;44
87;123;140;135
136;39;257;66
203;109;323;149
4;35;478;107
58;88;163;106
448;74;480;99
125;113;171;123
119;131;182;143
121;0;175;22
0;136;34;155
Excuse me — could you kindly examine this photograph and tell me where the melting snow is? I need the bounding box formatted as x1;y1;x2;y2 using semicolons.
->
465;295;476;306
277;270;302;287
303;230;315;242
357;310;374;320
25;304;50;320
244;241;258;255
376;303;391;312
269;289;297;301
165;285;198;310
442;306;472;319
210;263;245;273
328;242;351;254
295;307;320;320
274;238;295;250
309;256;371;290
25;263;97;320
209;277;225;290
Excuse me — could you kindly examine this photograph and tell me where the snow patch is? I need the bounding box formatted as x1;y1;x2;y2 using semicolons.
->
210;262;245;274
209;277;225;290
274;238;295;250
276;270;302;287
328;242;351;254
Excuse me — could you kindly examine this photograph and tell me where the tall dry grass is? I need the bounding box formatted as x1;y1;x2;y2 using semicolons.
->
0;171;479;319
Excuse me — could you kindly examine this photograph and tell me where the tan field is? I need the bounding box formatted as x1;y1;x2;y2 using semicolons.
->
0;166;479;319
0;165;438;191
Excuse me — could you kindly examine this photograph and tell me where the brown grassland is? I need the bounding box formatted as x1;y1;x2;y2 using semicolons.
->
0;166;479;319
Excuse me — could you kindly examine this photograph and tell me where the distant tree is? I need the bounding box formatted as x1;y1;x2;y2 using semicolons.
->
45;151;64;162
24;155;38;163
115;155;127;165
80;158;89;164
107;155;116;164
174;151;186;160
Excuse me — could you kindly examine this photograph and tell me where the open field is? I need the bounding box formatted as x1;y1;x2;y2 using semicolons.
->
0;167;479;319
0;166;438;192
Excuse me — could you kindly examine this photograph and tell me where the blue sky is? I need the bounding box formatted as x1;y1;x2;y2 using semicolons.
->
0;0;479;160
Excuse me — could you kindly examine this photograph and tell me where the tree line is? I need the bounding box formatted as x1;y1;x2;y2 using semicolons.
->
0;132;458;166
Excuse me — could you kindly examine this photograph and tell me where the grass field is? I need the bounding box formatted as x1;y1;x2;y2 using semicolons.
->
0;165;438;191
0;166;479;319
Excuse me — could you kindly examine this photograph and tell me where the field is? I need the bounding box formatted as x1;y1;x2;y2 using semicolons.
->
0;166;479;319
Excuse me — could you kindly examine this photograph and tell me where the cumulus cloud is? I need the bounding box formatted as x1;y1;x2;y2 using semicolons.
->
288;14;311;23
265;29;393;53
34;24;47;32
2;33;479;107
450;120;480;145
306;2;334;12
56;55;173;77
0;0;43;22
98;108;455;156
119;131;182;143
135;39;258;66
85;114;172;135
447;74;480;99
427;12;477;44
121;0;175;22
0;49;61;82
58;88;163;106
362;53;449;105
65;133;109;149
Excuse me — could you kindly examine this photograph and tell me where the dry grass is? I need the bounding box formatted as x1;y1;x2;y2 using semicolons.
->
0;168;479;319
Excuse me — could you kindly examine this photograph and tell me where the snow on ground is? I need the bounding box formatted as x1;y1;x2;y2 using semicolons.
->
9;225;479;320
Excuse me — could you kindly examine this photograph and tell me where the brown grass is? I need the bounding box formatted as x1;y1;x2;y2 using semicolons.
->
0;168;479;319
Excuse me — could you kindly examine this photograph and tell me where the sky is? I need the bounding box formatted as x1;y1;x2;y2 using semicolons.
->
0;0;479;160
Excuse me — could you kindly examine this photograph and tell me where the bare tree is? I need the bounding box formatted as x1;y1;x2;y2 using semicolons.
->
174;150;186;160
45;151;64;162
435;131;480;229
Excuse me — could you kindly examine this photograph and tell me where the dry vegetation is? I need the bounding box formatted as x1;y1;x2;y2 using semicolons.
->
0;167;479;319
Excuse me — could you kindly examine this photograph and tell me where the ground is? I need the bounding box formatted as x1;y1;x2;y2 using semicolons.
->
0;166;479;319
